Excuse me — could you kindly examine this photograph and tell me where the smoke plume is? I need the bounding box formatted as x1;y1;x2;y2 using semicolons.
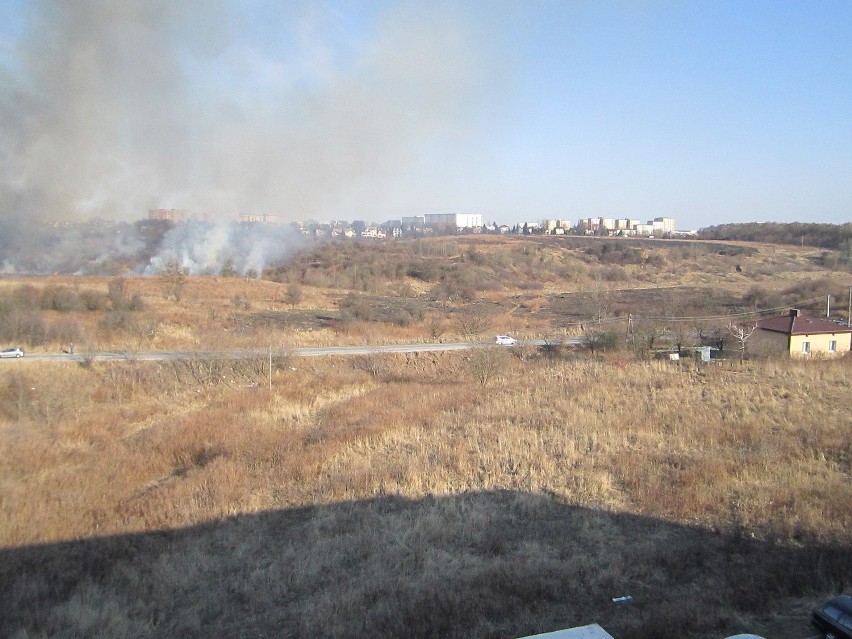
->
1;1;499;226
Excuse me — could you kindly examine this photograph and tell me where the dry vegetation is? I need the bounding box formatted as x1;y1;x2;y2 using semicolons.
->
1;236;850;638
1;235;849;354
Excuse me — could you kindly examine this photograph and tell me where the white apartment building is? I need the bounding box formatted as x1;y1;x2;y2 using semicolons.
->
652;217;676;234
455;213;483;228
424;213;483;229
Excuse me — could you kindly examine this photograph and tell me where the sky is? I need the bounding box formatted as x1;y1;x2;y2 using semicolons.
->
0;0;850;231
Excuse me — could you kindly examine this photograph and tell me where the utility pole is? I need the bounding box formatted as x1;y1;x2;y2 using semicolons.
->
269;343;272;392
826;295;831;318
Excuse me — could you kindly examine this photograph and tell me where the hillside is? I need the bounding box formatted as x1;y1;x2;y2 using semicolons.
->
0;235;850;638
1;235;850;355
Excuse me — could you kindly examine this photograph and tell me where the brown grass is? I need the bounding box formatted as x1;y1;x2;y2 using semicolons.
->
1;349;849;638
2;235;848;355
1;238;849;638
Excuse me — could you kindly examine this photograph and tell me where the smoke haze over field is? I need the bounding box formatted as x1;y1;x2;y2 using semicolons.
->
1;1;850;234
0;1;501;225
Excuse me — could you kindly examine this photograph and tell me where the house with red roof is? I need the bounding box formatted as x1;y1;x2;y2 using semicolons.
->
752;309;851;357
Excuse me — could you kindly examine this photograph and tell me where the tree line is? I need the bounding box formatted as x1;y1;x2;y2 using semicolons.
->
699;222;852;251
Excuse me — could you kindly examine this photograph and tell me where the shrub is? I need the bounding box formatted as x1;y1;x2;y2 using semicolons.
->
583;330;622;353
41;286;82;312
0;308;48;345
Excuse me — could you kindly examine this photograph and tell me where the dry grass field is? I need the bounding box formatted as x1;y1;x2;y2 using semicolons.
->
1;236;850;638
0;234;849;354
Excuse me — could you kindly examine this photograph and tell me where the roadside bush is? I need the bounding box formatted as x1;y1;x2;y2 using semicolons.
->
48;317;83;345
98;310;137;336
0;308;48;345
583;330;622;354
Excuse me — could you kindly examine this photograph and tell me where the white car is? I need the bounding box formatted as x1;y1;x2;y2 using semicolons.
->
0;347;24;358
495;335;517;346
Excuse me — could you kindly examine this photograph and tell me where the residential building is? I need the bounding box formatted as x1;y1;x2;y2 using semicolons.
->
652;217;676;234
423;213;482;230
455;213;483;228
401;216;425;231
239;214;282;224
148;208;203;222
752;309;852;357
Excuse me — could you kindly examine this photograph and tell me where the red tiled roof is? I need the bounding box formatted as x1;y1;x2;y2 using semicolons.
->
756;313;852;335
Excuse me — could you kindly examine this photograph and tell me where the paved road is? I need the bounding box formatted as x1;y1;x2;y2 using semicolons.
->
10;339;583;363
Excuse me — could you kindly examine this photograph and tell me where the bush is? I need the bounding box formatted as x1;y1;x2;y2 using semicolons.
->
0;308;48;345
583;331;622;353
41;286;82;312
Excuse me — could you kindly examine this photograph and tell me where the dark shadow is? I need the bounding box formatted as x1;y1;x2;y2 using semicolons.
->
1;490;848;638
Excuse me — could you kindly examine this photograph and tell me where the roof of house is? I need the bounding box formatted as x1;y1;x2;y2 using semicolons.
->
756;313;852;336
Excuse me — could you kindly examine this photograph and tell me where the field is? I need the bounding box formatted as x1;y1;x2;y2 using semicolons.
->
1;236;850;638
0;234;850;354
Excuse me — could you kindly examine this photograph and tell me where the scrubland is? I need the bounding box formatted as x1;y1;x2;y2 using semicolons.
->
0;235;849;354
1;349;849;638
0;236;850;638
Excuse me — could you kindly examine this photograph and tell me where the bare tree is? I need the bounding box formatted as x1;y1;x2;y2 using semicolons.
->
159;258;188;302
453;307;490;340
427;314;445;340
728;323;756;363
285;282;303;308
588;277;610;325
467;347;507;385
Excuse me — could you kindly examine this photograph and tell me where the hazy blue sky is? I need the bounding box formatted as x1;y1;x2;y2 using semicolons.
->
1;1;850;229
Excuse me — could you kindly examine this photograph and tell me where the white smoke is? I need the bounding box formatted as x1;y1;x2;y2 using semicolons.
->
145;221;302;277
0;1;502;226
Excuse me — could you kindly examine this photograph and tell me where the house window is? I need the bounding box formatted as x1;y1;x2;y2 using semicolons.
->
828;340;837;352
802;341;811;354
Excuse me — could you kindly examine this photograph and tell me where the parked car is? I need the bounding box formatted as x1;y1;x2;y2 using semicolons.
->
812;594;852;639
0;347;24;358
495;335;517;346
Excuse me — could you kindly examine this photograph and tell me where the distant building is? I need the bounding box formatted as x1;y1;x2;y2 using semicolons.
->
240;214;282;224
652;217;676;234
360;227;386;239
148;208;200;222
424;213;483;230
401;216;425;231
455;213;482;228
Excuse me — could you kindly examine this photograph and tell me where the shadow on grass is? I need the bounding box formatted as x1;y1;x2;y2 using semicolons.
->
1;490;848;638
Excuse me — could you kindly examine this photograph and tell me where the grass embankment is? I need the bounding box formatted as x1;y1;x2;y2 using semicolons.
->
1;352;849;638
